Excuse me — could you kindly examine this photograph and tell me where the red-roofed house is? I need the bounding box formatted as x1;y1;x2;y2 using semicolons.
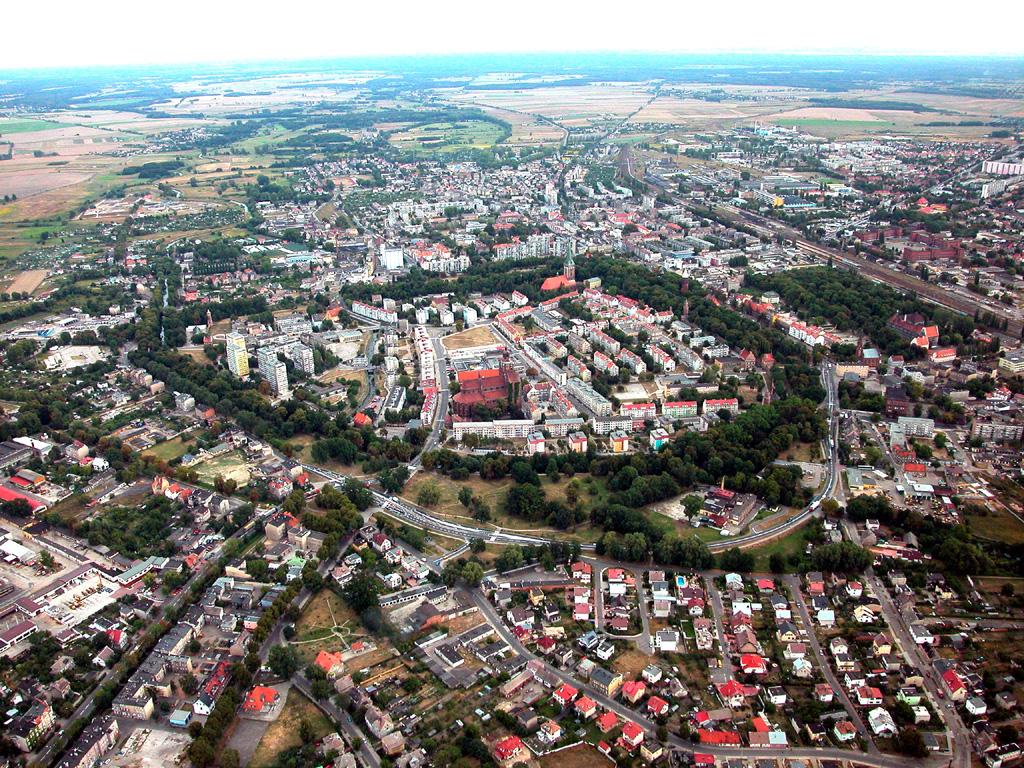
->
942;669;968;702
553;683;578;707
597;711;619;733
575;695;598;719
314;650;345;678
243;686;280;713
717;679;758;708
619;721;645;749
536;636;556;654
622;680;647;704
647;695;669;717
493;735;524;763
699;730;742;746
571;561;592;581
106;629;128;650
740;654;768;675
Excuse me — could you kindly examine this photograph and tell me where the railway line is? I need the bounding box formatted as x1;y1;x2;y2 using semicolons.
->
706;201;1023;337
797;238;1023;337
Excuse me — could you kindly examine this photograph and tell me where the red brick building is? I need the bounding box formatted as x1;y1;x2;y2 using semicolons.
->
452;365;520;418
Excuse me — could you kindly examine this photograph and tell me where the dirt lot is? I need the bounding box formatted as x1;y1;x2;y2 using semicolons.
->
345;645;399;674
441;325;500;350
107;727;191;768
249;687;334;768
976;576;1024;594
5;269;47;295
539;744;609;768
192;450;251;486
611;648;654;678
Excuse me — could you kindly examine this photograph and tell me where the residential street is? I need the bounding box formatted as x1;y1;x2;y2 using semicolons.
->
784;574;876;752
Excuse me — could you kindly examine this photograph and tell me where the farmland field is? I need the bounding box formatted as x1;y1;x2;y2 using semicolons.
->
388;120;506;154
0;119;68;134
966;504;1024;545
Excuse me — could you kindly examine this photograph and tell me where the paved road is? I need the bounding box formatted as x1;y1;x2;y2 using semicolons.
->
472;589;949;768
306;333;840;559
40;515;264;767
704;361;839;551
784;574;876;751
634;575;652;654
839;521;970;765
305;362;835;553
864;570;972;768
703;576;733;681
259;532;353;664
292;673;381;768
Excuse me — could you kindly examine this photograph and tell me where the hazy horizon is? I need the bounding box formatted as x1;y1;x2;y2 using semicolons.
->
4;0;1023;71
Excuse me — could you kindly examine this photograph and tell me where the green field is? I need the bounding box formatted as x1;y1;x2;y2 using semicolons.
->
967;505;1024;545
771;118;896;129
142;437;191;463
0;119;67;134
389;120;506;154
744;523;812;571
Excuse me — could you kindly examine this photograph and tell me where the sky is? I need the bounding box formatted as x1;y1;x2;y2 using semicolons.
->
4;0;1023;70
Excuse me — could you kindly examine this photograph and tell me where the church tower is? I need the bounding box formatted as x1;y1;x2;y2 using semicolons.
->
563;251;575;282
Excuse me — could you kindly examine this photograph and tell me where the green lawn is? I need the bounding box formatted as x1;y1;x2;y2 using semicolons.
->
744;524;812;571
142;437;191;463
967;505;1024;545
0;118;67;134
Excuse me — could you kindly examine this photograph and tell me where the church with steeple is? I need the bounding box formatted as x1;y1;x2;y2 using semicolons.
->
540;246;578;293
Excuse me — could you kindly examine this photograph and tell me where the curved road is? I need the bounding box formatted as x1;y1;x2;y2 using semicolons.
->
304;361;840;554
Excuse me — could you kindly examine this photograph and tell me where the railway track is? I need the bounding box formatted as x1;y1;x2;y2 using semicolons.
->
796;239;1023;337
